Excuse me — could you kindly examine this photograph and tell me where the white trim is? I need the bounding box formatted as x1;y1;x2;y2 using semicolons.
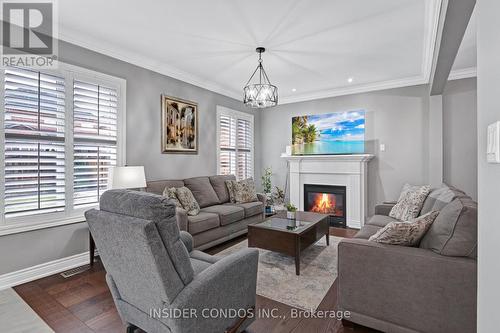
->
0;252;90;290
0;217;85;237
448;67;477;80
58;0;442;105
216;106;254;179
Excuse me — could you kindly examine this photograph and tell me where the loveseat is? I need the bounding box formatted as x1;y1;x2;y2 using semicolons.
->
338;185;477;333
146;175;265;250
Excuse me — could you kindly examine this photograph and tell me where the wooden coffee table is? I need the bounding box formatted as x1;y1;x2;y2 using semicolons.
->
247;211;329;275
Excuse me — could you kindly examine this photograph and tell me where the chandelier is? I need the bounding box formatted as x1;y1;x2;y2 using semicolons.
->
243;47;278;108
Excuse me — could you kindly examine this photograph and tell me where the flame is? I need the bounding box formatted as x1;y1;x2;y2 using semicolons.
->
310;193;338;214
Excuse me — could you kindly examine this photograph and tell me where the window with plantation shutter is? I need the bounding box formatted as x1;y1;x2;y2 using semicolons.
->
3;68;66;218
216;107;254;180
73;81;118;207
0;64;125;232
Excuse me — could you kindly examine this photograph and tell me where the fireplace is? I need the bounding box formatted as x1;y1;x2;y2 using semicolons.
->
304;184;347;228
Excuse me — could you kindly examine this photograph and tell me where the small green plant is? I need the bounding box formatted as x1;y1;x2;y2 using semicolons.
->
272;186;285;205
261;167;272;194
286;203;297;212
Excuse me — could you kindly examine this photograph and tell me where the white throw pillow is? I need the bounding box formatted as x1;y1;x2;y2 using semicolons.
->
389;184;431;221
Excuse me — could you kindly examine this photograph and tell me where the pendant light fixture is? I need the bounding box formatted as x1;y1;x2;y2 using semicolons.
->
243;47;278;108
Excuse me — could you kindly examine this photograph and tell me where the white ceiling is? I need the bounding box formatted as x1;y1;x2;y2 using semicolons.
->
59;0;469;104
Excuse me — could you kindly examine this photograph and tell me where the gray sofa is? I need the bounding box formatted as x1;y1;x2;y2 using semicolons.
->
338;186;477;333
86;190;259;333
146;175;265;250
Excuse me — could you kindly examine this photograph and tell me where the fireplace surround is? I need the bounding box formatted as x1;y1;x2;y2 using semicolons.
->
304;184;347;227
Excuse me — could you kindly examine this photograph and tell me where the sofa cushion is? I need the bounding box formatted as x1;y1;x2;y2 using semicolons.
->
176;187;200;216
366;215;398;228
389;184;431;221
368;211;439;246
231;178;258;203
229;201;263;218
201;205;244;226
420;185;456;215
147;180;184;195
209;175;236;203
187;212;220;235
184;177;220;208
420;196;477;257
354;225;382;239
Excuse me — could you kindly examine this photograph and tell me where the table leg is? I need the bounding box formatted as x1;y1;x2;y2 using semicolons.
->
89;231;95;267
326;231;330;246
295;237;300;275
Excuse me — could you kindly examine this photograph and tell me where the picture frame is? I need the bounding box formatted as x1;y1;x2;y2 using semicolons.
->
161;95;198;154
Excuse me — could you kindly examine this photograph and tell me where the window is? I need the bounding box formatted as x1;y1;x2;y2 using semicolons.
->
216;106;254;180
0;64;125;233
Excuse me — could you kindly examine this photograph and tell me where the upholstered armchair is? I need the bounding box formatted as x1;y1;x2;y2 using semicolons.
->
86;190;259;333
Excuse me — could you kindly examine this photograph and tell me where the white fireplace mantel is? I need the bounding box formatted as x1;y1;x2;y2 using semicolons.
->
282;154;374;229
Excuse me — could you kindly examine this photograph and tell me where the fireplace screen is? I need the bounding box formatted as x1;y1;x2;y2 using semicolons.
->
304;184;346;227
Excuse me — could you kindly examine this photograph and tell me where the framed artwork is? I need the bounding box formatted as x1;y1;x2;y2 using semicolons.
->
161;95;198;154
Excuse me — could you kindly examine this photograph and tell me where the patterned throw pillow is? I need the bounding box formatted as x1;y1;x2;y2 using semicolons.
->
162;187;183;208
369;211;439;246
389;184;431;221
175;186;200;216
225;180;236;203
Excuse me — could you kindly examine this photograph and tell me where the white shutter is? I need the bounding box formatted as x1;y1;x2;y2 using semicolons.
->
217;108;253;180
3;68;66;217
73;80;117;207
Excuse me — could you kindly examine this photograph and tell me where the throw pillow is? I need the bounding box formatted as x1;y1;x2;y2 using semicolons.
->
175;187;200;216
232;178;259;204
369;211;439;246
162;187;183;208
389;184;431;221
225;180;236;203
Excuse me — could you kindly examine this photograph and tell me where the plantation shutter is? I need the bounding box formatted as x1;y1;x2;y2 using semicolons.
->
3;68;66;217
217;108;253;180
73;80;117;206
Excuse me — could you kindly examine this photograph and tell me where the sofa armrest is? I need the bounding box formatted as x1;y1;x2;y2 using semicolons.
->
179;231;193;252
176;208;188;231
169;248;258;332
374;203;395;216
338;238;476;333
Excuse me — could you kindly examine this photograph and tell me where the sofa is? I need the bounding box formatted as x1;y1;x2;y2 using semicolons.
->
86;190;258;333
338;185;477;333
146;175;266;250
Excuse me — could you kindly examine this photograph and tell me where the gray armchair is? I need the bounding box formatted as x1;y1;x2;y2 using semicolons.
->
86;190;259;333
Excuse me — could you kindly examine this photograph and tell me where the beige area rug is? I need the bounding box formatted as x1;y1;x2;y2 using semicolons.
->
0;288;53;333
218;236;342;310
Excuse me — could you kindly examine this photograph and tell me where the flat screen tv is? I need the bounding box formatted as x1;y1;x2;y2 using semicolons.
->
292;110;365;155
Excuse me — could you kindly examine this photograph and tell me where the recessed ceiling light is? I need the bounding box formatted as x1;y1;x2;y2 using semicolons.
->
292;88;297;92
347;77;354;83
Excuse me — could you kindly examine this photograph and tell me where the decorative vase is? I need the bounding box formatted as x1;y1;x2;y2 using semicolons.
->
287;211;296;220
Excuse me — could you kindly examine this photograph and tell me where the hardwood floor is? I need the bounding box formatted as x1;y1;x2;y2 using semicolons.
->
14;227;378;333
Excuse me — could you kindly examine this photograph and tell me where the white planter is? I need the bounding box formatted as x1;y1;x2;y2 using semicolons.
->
286;211;296;220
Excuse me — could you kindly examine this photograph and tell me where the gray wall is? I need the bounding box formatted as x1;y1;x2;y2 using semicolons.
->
477;0;500;331
260;85;433;215
443;77;477;199
0;40;261;275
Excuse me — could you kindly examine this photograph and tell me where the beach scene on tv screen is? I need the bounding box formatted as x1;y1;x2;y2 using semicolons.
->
292;110;365;155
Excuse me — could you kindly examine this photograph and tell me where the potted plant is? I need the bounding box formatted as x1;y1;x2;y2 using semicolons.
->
286;202;297;220
272;186;285;211
261;167;272;196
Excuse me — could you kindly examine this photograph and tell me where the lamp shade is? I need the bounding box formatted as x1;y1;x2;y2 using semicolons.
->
107;166;146;190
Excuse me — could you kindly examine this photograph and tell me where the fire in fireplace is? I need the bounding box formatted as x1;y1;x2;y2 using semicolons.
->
304;184;346;227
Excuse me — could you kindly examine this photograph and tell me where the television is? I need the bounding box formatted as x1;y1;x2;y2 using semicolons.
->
291;110;365;155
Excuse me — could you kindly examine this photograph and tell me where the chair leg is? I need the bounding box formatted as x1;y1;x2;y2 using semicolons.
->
126;324;138;333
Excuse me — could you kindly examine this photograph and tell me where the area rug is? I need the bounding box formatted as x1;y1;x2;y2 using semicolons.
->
0;288;53;332
218;236;342;310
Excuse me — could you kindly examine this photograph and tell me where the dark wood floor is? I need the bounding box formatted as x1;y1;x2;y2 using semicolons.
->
14;227;378;333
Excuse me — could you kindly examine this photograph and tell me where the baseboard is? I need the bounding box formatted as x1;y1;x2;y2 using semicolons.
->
347;220;361;229
0;252;90;290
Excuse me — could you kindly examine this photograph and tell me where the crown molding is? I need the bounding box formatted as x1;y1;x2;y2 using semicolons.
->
279;75;427;104
58;30;243;101
448;67;477;80
422;0;444;82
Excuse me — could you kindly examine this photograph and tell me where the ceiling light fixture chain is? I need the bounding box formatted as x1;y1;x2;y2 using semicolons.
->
243;47;278;108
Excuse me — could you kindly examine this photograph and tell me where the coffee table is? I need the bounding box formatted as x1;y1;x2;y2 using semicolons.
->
247;211;329;275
